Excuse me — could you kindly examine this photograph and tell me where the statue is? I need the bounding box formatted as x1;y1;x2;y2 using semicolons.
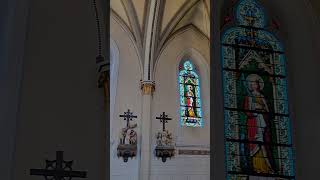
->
155;112;175;162
117;109;138;162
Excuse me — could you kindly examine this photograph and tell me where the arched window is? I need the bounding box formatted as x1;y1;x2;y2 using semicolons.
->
178;60;203;128
222;0;295;179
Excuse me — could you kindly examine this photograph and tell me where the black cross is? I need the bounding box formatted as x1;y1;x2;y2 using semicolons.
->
156;112;172;131
119;109;137;128
30;151;87;180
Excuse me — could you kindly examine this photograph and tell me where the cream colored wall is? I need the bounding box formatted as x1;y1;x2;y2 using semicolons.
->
150;28;210;180
110;16;143;180
110;13;211;180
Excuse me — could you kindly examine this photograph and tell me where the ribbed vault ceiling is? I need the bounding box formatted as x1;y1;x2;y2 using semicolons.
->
110;0;210;46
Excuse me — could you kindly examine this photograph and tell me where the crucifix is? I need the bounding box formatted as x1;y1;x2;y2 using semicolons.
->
30;151;87;180
156;112;172;131
117;109;138;162
119;109;137;128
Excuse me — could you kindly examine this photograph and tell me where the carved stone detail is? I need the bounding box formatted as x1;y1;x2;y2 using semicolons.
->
155;146;175;163
117;144;137;162
141;80;155;95
155;130;175;162
156;130;174;146
117;109;138;162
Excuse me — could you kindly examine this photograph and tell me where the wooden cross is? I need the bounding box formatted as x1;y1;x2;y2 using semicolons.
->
119;109;137;128
30;151;87;180
156;112;172;131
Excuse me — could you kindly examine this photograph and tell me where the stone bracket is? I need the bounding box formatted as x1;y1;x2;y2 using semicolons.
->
117;144;137;162
155;146;175;163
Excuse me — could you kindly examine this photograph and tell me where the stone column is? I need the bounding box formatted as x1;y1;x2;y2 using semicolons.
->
139;80;155;180
139;0;159;179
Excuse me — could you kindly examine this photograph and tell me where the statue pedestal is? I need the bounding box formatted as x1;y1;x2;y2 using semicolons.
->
117;144;137;162
155;145;175;162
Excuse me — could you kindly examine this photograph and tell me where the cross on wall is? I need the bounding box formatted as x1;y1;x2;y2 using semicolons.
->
156;112;172;131
30;151;87;180
119;109;137;128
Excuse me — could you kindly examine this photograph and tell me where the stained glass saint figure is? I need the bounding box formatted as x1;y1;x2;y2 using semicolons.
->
179;61;203;127
243;74;275;174
222;0;295;179
186;84;195;117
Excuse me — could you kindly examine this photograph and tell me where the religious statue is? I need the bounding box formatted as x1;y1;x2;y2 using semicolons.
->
117;109;138;162
119;123;137;145
156;130;174;147
155;112;175;162
243;74;275;174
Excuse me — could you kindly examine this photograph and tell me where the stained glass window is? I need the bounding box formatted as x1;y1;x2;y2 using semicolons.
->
179;60;203;127
222;0;295;179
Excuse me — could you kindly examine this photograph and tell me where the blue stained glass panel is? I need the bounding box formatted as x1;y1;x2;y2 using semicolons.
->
178;60;203;127
222;0;295;179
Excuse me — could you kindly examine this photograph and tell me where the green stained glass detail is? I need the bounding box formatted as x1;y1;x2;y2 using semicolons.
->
179;60;203;127
222;0;295;179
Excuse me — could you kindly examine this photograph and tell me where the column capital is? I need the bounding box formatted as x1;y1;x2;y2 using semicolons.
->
140;80;155;95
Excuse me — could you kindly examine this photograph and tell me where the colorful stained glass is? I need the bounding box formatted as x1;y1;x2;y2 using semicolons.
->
179;61;203;127
222;0;295;179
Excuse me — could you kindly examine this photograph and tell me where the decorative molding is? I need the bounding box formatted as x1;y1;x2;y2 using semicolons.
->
117;144;137;162
155;146;175;162
140;80;155;95
175;144;210;148
178;149;210;155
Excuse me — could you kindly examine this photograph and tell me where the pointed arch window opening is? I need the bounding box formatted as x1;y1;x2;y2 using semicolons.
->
222;0;295;179
178;60;204;128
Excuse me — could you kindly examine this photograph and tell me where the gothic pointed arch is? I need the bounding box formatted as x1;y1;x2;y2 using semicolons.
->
221;0;295;179
110;38;120;129
176;47;209;129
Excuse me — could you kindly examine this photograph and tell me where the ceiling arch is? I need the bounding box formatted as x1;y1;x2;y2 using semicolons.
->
110;0;210;52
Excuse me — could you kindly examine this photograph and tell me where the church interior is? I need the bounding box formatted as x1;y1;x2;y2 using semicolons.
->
1;0;320;180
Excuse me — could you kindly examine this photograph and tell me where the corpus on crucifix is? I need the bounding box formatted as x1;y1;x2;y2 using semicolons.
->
30;151;87;180
119;109;137;129
155;112;175;162
117;109;138;162
156;112;172;132
119;109;137;145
